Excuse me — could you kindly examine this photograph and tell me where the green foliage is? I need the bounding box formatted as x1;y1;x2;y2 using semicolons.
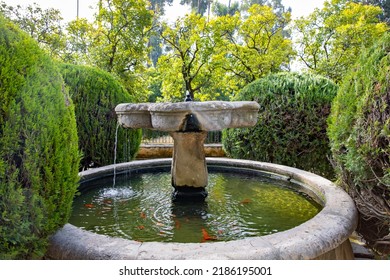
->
59;64;142;170
1;0;154;101
212;1;240;16
328;32;390;255
158;13;216;101
63;18;95;65
157;5;293;101
293;0;388;83
0;1;66;59
0;15;80;259
90;0;153;100
223;72;337;178
353;0;390;23
180;0;209;15
213;4;293;92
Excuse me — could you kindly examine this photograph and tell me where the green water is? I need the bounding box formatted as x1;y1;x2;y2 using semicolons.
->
69;171;321;243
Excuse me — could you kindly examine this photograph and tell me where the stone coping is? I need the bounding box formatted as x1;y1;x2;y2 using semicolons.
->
47;158;358;260
115;101;260;113
115;101;259;131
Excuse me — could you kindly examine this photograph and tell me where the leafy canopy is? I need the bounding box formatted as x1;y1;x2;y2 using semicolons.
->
157;4;293;101
293;0;388;82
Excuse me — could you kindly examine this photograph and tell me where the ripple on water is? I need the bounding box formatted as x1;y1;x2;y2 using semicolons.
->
69;171;321;243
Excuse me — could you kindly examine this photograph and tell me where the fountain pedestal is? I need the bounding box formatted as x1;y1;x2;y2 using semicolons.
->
115;101;260;201
171;131;208;201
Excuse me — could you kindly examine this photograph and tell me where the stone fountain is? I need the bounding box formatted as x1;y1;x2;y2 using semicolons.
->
115;99;260;201
47;99;358;260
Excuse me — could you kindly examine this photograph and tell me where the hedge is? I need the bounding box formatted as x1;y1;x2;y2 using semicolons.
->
223;72;338;178
328;33;390;256
0;15;80;259
59;64;142;170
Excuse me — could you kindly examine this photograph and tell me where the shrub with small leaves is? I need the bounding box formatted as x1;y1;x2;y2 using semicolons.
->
0;15;80;259
328;33;390;256
223;72;338;178
59;64;142;170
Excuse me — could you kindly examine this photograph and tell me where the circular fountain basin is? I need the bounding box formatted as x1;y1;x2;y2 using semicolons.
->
47;158;358;260
115;101;260;131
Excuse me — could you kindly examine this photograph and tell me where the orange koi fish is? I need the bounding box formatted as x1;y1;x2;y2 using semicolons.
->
240;198;252;204
201;228;217;242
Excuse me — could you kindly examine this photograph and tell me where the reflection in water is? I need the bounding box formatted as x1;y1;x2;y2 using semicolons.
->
69;171;321;243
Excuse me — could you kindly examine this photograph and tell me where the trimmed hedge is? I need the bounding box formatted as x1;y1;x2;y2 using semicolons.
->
59;64;141;170
223;72;338;178
328;33;390;255
0;15;80;259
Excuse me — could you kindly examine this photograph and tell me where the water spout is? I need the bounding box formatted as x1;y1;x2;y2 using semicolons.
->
184;90;193;102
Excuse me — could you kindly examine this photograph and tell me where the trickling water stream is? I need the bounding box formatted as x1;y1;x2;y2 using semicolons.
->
69;170;321;243
112;123;120;188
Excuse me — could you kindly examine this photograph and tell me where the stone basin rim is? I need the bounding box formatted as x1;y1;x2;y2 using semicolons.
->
47;158;358;260
115;101;260;114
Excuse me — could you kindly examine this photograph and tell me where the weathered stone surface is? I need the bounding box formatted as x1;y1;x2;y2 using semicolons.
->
115;101;259;192
136;144;226;159
115;103;152;129
230;101;260;128
115;101;260;131
171;131;208;188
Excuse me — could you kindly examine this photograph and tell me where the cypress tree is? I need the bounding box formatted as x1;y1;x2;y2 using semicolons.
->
0;15;80;259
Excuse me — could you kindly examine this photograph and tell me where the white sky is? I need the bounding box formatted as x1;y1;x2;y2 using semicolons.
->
2;0;326;22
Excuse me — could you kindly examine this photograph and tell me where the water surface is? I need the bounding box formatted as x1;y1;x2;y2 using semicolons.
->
70;171;321;243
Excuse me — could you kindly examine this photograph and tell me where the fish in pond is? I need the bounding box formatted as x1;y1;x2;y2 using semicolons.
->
201;228;217;242
240;198;252;204
174;219;181;229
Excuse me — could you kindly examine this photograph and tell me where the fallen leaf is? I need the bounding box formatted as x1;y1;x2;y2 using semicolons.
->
84;203;94;208
140;212;146;219
137;225;145;230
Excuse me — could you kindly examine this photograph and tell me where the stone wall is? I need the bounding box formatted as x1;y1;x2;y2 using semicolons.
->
136;144;225;159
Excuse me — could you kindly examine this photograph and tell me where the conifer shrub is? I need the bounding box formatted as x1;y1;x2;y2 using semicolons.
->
0;15;80;259
328;33;390;255
223;72;337;178
59;64;142;170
